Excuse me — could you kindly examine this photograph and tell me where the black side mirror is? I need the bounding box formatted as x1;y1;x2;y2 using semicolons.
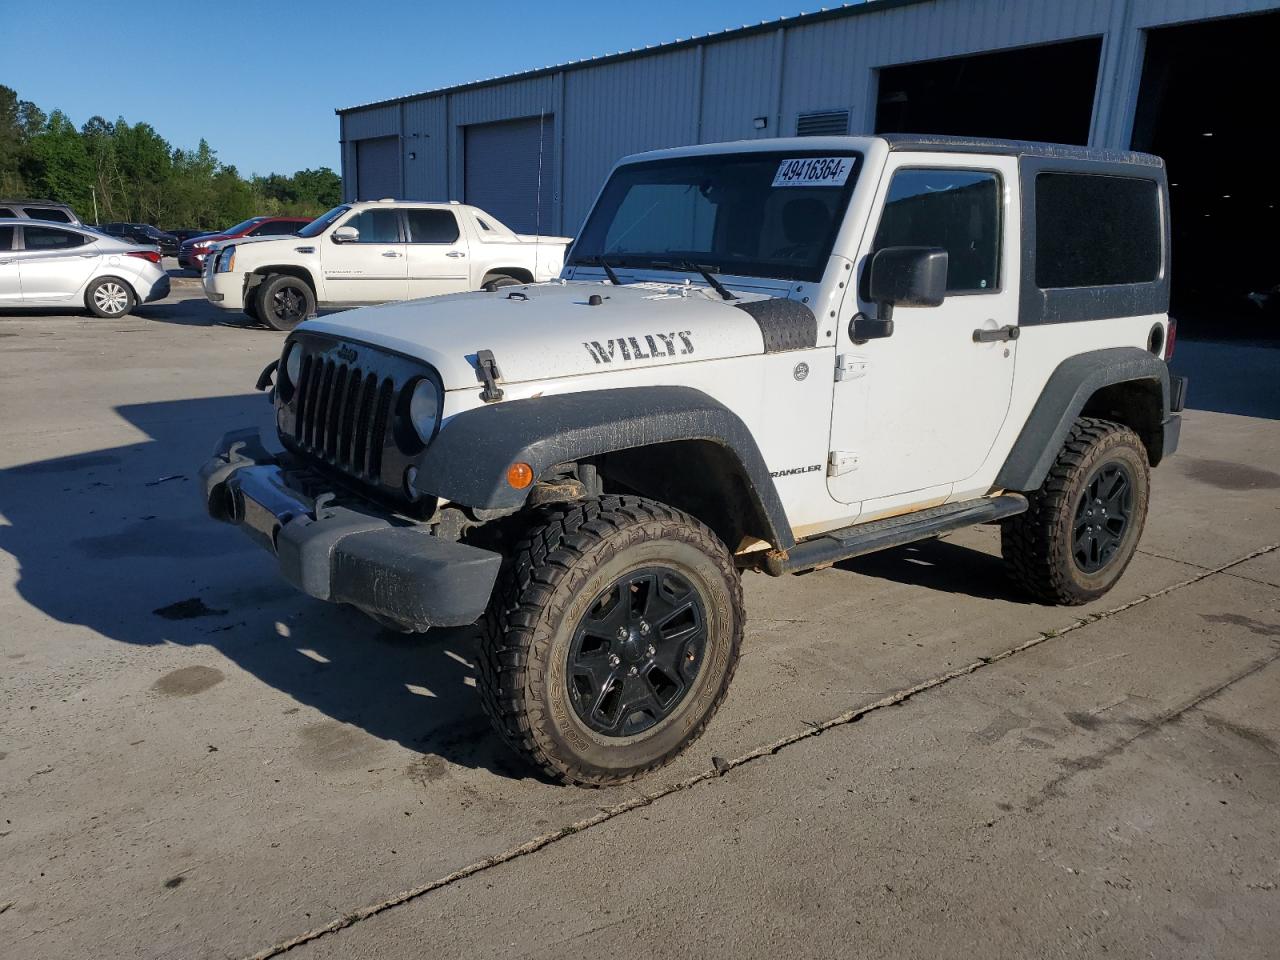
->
852;246;948;343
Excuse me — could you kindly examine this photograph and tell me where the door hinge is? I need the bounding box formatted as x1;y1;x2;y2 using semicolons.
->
827;450;859;476
835;354;869;381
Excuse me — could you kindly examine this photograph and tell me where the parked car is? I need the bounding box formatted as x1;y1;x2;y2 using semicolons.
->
179;216;311;271
170;228;211;245
0;199;81;225
0;219;168;317
202;135;1185;784
97;222;179;257
202;201;571;329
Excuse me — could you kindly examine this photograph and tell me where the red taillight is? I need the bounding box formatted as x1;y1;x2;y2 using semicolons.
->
126;250;162;264
1164;317;1177;361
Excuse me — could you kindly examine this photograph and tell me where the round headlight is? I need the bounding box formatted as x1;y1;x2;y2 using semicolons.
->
283;342;302;388
408;379;440;442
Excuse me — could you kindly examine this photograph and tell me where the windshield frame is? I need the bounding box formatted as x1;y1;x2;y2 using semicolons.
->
570;149;864;285
296;205;351;239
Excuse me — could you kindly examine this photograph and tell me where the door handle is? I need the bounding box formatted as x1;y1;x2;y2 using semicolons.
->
973;325;1019;343
446;251;466;258
381;251;403;258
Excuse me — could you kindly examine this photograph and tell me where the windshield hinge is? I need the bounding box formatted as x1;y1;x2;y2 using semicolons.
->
475;349;505;403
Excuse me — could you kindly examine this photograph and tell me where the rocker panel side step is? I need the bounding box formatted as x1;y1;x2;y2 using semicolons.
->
763;493;1028;576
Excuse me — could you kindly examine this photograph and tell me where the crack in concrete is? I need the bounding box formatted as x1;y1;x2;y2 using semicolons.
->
242;540;1280;960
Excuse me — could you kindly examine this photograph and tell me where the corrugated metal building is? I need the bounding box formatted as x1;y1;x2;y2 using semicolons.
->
337;0;1280;327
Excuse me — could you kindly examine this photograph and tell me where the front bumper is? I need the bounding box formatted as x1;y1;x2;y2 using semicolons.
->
200;429;501;630
202;268;243;309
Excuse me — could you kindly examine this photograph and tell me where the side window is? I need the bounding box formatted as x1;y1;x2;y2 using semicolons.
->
0;207;16;218
23;226;89;250
0;226;13;251
253;220;301;236
345;209;401;243
1035;173;1160;288
405;209;460;244
872;168;1001;293
475;217;492;232
24;206;73;223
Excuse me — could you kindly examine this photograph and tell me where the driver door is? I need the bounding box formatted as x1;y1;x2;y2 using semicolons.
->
321;208;408;304
827;154;1019;511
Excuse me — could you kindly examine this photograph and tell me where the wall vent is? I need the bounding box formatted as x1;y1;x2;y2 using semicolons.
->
797;110;851;137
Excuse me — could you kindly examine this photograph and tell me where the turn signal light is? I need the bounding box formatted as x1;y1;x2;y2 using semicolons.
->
507;462;534;489
126;250;162;264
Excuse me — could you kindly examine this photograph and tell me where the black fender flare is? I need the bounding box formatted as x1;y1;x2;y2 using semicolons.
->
995;347;1172;492
414;385;794;549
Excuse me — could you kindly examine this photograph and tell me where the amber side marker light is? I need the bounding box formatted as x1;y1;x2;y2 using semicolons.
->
507;462;534;489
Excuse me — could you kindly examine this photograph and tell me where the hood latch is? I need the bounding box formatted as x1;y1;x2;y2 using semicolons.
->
475;349;505;403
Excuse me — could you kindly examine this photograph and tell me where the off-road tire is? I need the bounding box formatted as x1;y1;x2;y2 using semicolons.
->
1002;417;1150;605
85;277;136;318
482;273;521;292
477;496;743;786
255;273;315;331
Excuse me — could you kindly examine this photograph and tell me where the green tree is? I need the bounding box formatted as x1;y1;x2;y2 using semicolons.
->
1;86;335;228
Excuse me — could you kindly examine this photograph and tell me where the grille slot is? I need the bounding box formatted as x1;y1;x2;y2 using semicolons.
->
292;356;395;480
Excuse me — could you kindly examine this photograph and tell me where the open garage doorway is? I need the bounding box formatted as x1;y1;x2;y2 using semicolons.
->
875;38;1102;145
1132;11;1280;341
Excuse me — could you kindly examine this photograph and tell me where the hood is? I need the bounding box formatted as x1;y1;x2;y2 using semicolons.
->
301;281;779;389
223;234;298;249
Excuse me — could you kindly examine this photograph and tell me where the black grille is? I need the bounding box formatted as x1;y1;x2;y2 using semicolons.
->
292;354;395;480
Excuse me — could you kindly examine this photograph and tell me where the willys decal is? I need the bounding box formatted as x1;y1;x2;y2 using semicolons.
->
583;331;694;365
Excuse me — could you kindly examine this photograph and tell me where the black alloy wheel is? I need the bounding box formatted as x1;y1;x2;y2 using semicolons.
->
567;566;708;737
1072;461;1134;573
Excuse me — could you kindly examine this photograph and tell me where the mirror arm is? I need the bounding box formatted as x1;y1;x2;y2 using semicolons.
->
850;302;895;345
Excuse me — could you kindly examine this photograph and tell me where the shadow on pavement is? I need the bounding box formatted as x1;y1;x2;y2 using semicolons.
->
836;536;1031;603
0;393;527;780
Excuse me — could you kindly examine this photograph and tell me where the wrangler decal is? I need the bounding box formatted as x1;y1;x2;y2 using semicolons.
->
584;330;695;364
770;464;823;478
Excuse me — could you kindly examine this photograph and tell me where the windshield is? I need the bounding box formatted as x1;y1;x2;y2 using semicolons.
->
297;205;351;239
572;151;862;284
216;218;259;236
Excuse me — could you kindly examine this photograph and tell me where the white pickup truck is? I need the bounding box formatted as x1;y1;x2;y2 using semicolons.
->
202;200;571;329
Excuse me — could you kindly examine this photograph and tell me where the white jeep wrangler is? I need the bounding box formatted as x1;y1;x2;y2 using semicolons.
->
201;199;570;330
201;135;1186;785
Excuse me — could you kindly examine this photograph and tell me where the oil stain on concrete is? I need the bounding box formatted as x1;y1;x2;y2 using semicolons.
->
1180;457;1280;491
152;665;225;697
297;720;386;771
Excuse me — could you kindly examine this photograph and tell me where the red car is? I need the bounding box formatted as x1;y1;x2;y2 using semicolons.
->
178;216;312;271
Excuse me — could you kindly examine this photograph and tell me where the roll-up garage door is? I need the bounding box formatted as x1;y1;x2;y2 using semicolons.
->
356;137;400;200
464;115;555;234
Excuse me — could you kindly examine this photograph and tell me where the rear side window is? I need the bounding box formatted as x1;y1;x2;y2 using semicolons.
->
252;220;301;237
405;209;460;244
346;209;401;243
23;226;89;249
24;206;73;223
1035;173;1161;288
0;208;15;218
0;227;13;251
871;168;1001;293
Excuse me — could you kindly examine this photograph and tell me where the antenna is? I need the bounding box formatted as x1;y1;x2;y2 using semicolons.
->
534;108;545;278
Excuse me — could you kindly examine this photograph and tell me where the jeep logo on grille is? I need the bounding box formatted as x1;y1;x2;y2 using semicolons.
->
335;345;358;363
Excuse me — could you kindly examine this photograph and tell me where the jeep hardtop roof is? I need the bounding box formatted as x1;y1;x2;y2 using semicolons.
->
619;134;1162;169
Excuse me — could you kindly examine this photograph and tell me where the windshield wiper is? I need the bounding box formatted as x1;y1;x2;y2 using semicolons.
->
575;254;623;286
651;259;736;301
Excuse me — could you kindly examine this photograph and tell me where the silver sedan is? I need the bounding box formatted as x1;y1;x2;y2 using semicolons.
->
0;219;170;318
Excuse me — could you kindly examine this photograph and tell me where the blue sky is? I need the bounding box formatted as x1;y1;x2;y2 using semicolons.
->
1;0;836;177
